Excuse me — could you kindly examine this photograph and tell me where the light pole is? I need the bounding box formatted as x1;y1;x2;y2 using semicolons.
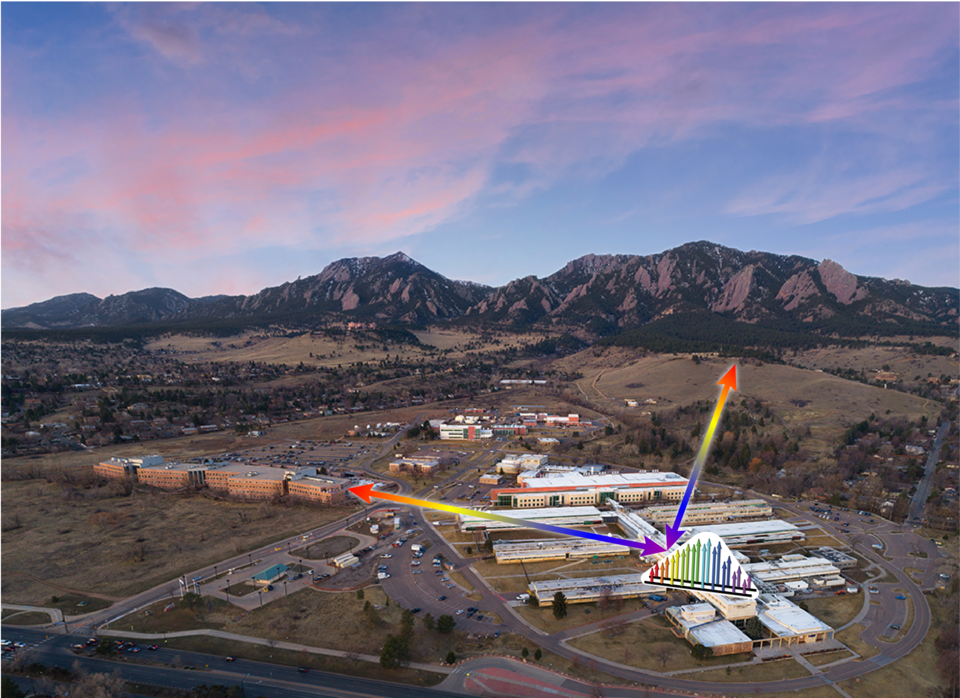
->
258;590;263;607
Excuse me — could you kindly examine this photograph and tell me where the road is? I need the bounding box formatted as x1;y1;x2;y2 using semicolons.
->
3;627;462;698
909;420;949;523
3;427;949;697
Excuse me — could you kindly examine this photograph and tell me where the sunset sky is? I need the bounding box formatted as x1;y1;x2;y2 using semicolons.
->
3;3;958;308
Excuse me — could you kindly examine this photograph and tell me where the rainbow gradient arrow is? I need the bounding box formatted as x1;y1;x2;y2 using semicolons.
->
348;484;649;551
640;364;738;555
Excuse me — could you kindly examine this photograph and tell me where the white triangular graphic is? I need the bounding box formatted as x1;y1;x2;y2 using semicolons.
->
640;532;759;599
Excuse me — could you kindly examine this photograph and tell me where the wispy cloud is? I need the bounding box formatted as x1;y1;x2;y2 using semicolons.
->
2;3;957;306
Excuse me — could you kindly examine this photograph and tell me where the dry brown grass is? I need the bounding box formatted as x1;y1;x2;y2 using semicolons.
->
556;349;942;452
161;634;445;686
805;649;853;666
514;596;647;635
143;328;545;369
687;658;811;683
568;614;753;673
1;478;350;604
291;536;359;561
1;611;51;625
803;593;865;628
835;624;880;659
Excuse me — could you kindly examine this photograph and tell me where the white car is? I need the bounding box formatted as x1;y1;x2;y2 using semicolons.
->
380;554;392;558
456;609;464;615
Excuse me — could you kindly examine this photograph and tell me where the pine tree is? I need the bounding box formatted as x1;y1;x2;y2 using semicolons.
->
552;591;568;619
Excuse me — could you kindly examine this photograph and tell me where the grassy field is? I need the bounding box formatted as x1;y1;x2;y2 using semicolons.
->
839;590;956;698
687;658;810;683
903;567;925;584
1;477;351;604
514;597;647;635
806;649;853;666
567;614;753;673
291;536;359;561
0;611;51;625
557;349;942;453
834;624;880;659
161;634;446;686
803;593;864;628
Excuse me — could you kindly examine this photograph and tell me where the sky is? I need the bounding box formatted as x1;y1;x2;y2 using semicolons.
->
2;3;958;309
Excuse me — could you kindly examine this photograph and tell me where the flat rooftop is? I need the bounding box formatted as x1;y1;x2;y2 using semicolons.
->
529;574;661;594
758;595;833;635
742;556;839;582
518;472;688;490
689;519;802;537
691;619;753;647
641;499;771;514
459;506;602;522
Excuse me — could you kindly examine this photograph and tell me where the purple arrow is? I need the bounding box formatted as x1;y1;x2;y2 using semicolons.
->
639;536;667;556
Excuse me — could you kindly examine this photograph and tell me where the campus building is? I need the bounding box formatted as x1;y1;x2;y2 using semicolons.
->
685;520;805;548
666;603;754;656
638;499;773;526
528;574;662;606
389;456;442;475
95;455;164;480
754;594;835;647
495;453;549;475
123;458;350;504
492;472;688;508
741;555;841;585
493;537;628;564
136;461;212;489
457;506;604;533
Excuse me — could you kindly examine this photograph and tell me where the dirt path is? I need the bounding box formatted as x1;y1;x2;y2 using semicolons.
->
590;370;609;400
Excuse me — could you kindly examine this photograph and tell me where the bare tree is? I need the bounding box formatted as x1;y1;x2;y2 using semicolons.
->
656;645;673;668
74;669;127;698
590;683;605;698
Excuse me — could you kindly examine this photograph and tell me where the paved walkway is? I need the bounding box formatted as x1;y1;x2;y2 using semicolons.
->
1;604;63;625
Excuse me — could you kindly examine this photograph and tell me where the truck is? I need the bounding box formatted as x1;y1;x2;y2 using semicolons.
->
648;594;667;602
377;572;390;580
411;544;423;553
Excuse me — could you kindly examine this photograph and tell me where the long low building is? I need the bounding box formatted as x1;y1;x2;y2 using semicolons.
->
754;594;835;648
741;555;840;584
113;458;351;504
686;520;804;548
457;506;604;532
493;471;688;508
493;538;629;564
608;500;667;552
639;499;773;526
528;574;663;606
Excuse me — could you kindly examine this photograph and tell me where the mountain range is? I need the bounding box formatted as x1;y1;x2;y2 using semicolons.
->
3;243;957;338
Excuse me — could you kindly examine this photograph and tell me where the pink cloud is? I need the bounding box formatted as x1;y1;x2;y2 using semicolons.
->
2;4;956;305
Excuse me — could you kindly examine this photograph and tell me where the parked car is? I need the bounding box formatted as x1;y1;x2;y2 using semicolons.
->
895;594;906;600
438;595;447;601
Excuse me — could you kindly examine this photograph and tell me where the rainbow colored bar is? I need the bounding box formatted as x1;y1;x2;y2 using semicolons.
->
349;484;648;550
643;533;758;598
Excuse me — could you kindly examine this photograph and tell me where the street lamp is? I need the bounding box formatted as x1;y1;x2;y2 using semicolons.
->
258;590;263;607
